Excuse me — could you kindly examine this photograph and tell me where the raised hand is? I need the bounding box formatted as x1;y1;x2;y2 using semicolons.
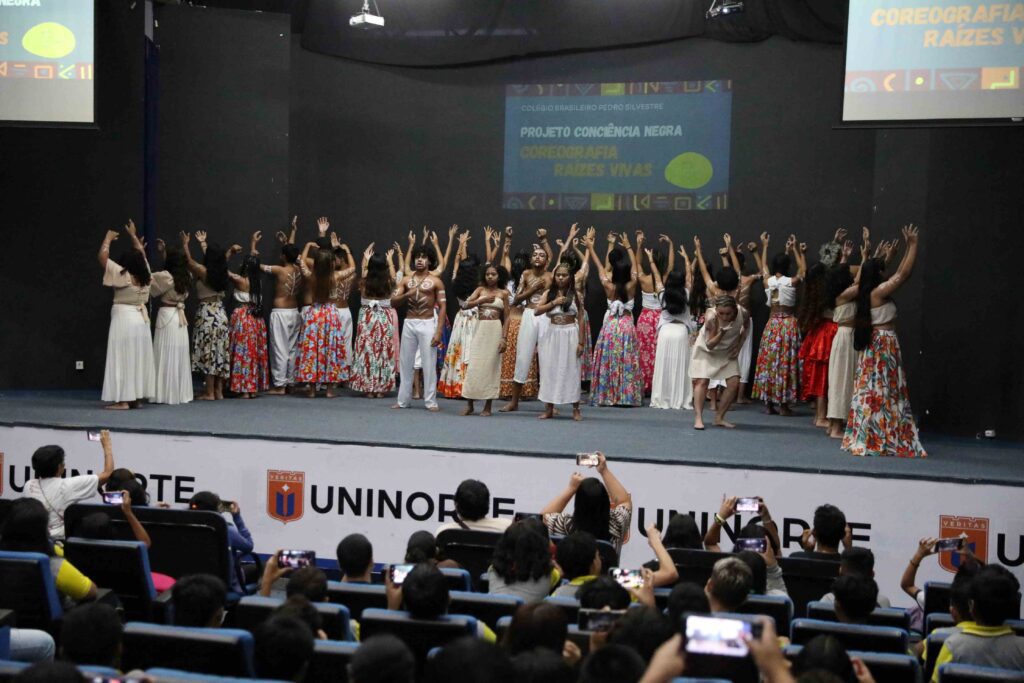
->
195;230;208;243
842;240;854;259
505;225;513;238
155;238;166;253
644;247;654;262
678;244;689;259
422;226;430;244
635;229;645;246
723;232;732;247
275;230;287;244
536;228;548;240
179;231;190;245
252;230;263;244
391;241;401;254
693;235;702;250
124;218;138;237
317;216;330;235
585;226;596;243
105;229;120;243
385;248;395;261
291;215;298;229
430;231;440;245
448;224;459;239
862;226;870;243
458;231;470;245
718;246;729;256
618;232;631;250
834;227;847;243
363;243;375;259
606;231;617;245
905;223;919;244
330;232;340;249
760;231;770;245
799;242;807;254
746;241;757;252
659;233;672;246
408;230;416;245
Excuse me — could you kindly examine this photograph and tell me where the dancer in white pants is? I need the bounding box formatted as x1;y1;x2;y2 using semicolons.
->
501;241;552;412
262;239;304;394
392;247;446;410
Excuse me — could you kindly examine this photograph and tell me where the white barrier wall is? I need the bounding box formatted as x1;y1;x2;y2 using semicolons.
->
2;425;1022;607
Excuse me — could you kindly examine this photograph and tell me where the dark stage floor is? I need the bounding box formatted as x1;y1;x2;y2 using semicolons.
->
0;390;1020;487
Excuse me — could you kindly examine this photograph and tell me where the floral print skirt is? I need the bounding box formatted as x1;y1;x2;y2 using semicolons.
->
229;305;268;393
590;314;643;407
350;303;397;394
842;330;926;458
635;307;660;394
752;312;801;405
438;310;478;398
192;300;230;378
295;303;348;384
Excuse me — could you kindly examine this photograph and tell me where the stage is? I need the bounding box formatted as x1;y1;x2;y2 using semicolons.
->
0;389;1020;487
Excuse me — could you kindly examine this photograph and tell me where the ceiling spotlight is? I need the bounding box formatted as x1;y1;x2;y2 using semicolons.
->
706;0;745;19
350;0;384;29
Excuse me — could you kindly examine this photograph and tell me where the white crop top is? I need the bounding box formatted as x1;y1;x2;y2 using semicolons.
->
765;275;797;307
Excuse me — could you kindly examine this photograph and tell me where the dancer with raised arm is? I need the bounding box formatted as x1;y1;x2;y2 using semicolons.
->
439;231;480;398
797;261;837;428
501;231;552;412
650;244;694;411
392;245;447;411
689;295;748;429
844;225;926;458
351;243;398;398
182;230;233;400
634;231;674;396
263;218;302;395
461;262;511;416
827;228;870;439
294;241;347;398
99;219;155;409
499;243;539;399
151;237;194;405
226;231;269;398
535;261;586;421
316;218;357;378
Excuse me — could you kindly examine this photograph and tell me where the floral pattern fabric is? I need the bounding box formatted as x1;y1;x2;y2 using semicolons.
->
438;309;478;398
635;307;660;394
590;313;643;407
229;305;268;393
752;312;801;404
295;303;348;384
192;301;230;378
350;302;397;394
500;315;538;398
842;330;926;458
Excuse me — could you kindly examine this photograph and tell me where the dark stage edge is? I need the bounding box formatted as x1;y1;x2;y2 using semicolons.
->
0;390;1020;487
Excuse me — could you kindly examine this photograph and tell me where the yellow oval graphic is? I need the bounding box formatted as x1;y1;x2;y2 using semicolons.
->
22;22;76;60
664;152;713;190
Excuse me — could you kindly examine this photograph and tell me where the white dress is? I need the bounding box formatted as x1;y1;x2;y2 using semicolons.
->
101;259;156;403
150;271;194;405
537;299;581;406
650;296;694;410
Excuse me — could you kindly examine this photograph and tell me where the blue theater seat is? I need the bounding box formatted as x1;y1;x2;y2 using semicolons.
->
542;596;581;623
776;556;840;617
325;581;387;620
229;595;354;641
806;600;911;630
786;645;922;683
925;631;952;682
938;663;1024;682
439;567;472;592
121;622;254;677
448;591;523;629
306;639;360;683
435;530;502;589
146;668;289;682
64;538;163;621
736;594;794;635
0;551;63;633
666;548;732;587
358;609;477;671
790;618;908;654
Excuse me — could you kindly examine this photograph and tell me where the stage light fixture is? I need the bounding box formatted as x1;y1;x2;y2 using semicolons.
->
350;0;385;29
706;0;744;19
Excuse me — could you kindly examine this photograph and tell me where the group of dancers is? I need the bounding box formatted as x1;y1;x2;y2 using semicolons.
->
98;217;926;457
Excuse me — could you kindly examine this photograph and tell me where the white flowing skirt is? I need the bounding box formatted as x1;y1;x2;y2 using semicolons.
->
153;308;193;405
650;323;693;410
102;304;156;403
538;323;581;406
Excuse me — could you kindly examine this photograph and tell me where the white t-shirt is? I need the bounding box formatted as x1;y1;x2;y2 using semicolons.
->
23;475;100;540
435;517;512;535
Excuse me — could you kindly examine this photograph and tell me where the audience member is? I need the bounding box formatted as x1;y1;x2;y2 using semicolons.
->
705;556;752;612
639;524;680;587
337;533;374;583
349;634;416;683
792;635;855;682
253;615;315;682
579;643;646;683
171;573;227;627
387;563;496;641
577;575;631;610
607;606;675;663
511;647;576;683
273;594;327;640
831;574;879;624
666;583;711;625
427;637;513;683
12;661;86;683
287;566;329;602
551;531;601;597
542;453;633;551
793;504;849;559
24;434;116;540
487;522;559;602
901;535;983;631
660;513;703;550
820;547;890;607
504;602;578;665
59;603;123;670
188;491;254;594
436;479;512;533
931;565;1024;680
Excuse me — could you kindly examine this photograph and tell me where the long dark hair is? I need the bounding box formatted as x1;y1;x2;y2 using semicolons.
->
241;255;264;316
120;249;152;287
511;249;531;292
797;263;829;335
453;254;481;300
771;252;792;276
714;266;739;293
491;523;552;584
0;498;54;556
479;262;509;290
163;247;192;294
608;247;631;302
545;263;576;313
203;242;229;292
312;248;334;303
572;478;611;541
688;261;708;318
826;264;854;304
363;253;392;298
662;270;688;316
662;513;702;550
854;257;886;351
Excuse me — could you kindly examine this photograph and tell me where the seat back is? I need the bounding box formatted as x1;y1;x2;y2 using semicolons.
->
596;540;619;573
806;600;911;630
666;548;732;587
927;613;957;634
439;568;472;592
358;609;477;672
938;663;1024;682
790;618;908;654
306;639;359;683
785;646;922;683
926;631;952;683
543;596;581;624
0;660;29;680
737;594;793;635
230;595;353;641
64;504;232;586
64;538;157;620
435;530;502;589
449;591;523;630
925;582;953;617
121;622;254;677
325;582;387;621
776;557;840;617
0;551;63;631
144;669;292;682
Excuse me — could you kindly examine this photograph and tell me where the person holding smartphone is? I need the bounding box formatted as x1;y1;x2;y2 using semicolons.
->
541;452;632;552
188;491;254;594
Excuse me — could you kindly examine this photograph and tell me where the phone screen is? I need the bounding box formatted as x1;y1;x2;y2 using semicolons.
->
101;491;124;506
936;537;965;551
577;608;626;633
575;452;600;467
610;567;643;590
736;497;760;513
514;512;543;524
734;537;767;553
87;430;102;442
685;615;754;657
390;563;415;586
218;500;235;513
278;549;316;569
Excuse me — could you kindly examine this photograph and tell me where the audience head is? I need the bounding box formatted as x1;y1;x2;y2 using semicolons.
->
831;574;878;624
428;637;513;683
505;602;569;655
336;533;374;580
572;478;612;541
349;634;415;683
286;566;328;603
253;615;315;682
76;512;114;540
511;648;576;683
735;550;768;595
577;576;631;610
578;643;646;683
13;661;85;683
839;547;875;578
667;583;711;625
171;573;227;627
31;445;65;478
812;504;847;550
969;564;1022;626
0;497;52;555
555;531;599;581
104;467;136;491
188;490;222;512
273;594;324;639
59;603;122;668
607;606;675;663
454;479;490;521
662;513;702;549
792;635;855;683
949;561;980;623
401;563;449;619
491;522;552;584
706;556;753;612
120;478;148;506
404;530;439;564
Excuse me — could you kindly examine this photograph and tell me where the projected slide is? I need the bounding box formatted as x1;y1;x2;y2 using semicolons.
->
0;0;94;124
503;81;731;212
844;1;1024;122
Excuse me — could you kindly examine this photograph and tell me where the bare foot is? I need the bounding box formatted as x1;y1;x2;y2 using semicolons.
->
427;405;441;412
694;418;705;430
814;418;829;428
461;405;475;416
538;411;553;419
829;431;844;439
325;390;337;398
714;419;737;429
573;409;582;421
779;404;794;417
196;393;215;401
736;397;752;405
413;392;423;400
266;387;286;395
104;402;131;410
499;402;518;413
215;392;225;400
480;409;492;417
391;403;404;409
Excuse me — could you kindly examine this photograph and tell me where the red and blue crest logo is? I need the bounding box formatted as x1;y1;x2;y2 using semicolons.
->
267;470;305;524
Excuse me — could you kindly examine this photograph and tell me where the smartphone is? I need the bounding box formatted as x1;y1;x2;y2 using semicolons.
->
514;512;543;524
736;497;760;513
389;563;415;586
576;452;600;467
87;430;102;442
277;549;316;569
734;537;767;553
936;536;966;552
101;491;125;506
577;608;627;633
217;500;236;513
610;567;644;590
684;614;760;657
